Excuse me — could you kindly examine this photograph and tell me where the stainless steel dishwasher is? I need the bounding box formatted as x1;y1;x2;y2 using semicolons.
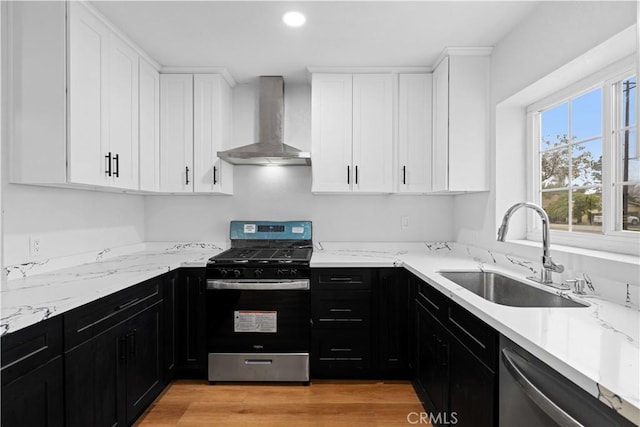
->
499;335;635;427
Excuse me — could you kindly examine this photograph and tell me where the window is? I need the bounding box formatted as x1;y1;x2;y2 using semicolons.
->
530;63;638;254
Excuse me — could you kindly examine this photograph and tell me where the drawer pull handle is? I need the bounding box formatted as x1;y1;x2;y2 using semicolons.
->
329;277;354;282
116;297;140;311
319;318;363;322
330;348;352;352
329;308;352;312
244;359;273;365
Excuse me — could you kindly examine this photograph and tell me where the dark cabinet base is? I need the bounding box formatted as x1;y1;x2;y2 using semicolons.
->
1;356;64;427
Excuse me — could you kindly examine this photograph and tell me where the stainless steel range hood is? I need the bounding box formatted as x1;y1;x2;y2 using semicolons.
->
218;76;311;166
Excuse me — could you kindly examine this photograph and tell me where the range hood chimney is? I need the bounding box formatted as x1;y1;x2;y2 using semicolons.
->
217;76;311;166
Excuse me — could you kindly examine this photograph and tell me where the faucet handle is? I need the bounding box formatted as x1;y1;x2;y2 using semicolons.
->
565;278;587;295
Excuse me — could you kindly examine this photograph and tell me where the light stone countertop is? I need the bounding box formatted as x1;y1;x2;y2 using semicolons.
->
1;240;638;425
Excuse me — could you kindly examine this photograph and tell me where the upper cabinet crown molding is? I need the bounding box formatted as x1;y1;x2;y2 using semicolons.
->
432;47;493;70
160;67;236;88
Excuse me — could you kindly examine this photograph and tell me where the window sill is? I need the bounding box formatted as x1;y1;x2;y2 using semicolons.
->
515;236;639;265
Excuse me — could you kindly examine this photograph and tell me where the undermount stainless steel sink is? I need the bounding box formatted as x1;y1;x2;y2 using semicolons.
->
439;271;589;308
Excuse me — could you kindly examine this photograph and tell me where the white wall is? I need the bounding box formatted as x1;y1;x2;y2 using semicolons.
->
454;0;638;249
146;82;454;243
145;166;454;243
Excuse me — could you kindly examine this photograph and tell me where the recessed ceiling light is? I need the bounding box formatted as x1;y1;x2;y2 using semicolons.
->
282;11;306;27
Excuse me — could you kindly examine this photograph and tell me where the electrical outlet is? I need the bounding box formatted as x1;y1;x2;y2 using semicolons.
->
30;235;41;257
401;216;409;229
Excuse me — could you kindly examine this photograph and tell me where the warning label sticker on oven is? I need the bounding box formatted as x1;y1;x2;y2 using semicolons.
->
292;226;304;234
243;224;256;233
234;311;277;333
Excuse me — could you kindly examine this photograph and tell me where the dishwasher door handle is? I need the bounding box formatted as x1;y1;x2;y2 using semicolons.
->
502;349;584;427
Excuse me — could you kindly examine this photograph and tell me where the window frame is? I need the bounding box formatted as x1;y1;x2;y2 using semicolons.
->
526;57;638;256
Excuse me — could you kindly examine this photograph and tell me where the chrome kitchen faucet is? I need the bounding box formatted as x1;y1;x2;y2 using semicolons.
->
497;202;568;289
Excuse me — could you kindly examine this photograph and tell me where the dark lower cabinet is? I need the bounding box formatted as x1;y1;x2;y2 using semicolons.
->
412;273;497;427
310;269;372;378
162;270;179;383
415;300;448;416
1;313;64;427
448;337;495;427
64;277;164;427
65;301;162;427
175;268;207;377
376;268;409;377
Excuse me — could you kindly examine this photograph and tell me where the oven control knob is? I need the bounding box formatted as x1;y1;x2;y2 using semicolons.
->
219;269;228;278
233;269;241;278
254;269;263;278
276;268;288;277
290;268;298;277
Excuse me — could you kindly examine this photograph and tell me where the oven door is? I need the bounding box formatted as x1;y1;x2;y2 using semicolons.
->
206;279;310;382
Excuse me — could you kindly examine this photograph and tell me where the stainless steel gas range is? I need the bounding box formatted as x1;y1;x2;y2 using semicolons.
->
205;221;312;383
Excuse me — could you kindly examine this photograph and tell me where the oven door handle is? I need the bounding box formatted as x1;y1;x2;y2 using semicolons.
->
207;279;310;291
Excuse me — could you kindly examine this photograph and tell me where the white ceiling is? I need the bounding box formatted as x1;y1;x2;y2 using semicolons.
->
91;1;540;84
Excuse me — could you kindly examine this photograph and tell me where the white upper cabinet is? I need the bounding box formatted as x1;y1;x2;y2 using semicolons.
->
160;73;234;194
398;73;432;194
311;74;353;193
431;49;491;193
107;35;140;190
9;1;141;190
160;74;194;193
311;73;394;193
193;74;234;194
67;2;110;187
139;58;161;192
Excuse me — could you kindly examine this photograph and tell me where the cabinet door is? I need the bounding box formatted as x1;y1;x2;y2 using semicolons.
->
65;323;126;427
108;36;139;190
193;74;233;194
448;337;495;427
160;74;194;192
125;302;162;424
377;269;409;373
352;74;394;193
1;357;64;427
162;271;178;382
398;73;432;193
176;269;207;377
68;1;110;186
416;300;448;416
311;74;353;192
432;57;449;192
139;58;161;192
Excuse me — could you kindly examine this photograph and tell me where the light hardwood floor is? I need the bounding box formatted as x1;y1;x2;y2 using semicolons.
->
135;379;429;426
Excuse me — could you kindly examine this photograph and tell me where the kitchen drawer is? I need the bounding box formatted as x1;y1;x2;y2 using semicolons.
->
1;315;63;385
64;277;162;350
313;330;370;369
416;280;447;321
312;290;370;327
447;303;497;371
312;268;372;290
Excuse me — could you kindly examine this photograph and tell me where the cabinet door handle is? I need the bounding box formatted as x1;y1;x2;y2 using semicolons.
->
347;165;350;184
355;165;359;184
440;341;448;368
330;348;352;352
329;308;352;312
402;165;406;185
128;330;136;357
213;166;217;185
105;152;112;177
113;154;120;178
329;277;353;282
119;336;127;361
185;166;190;185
